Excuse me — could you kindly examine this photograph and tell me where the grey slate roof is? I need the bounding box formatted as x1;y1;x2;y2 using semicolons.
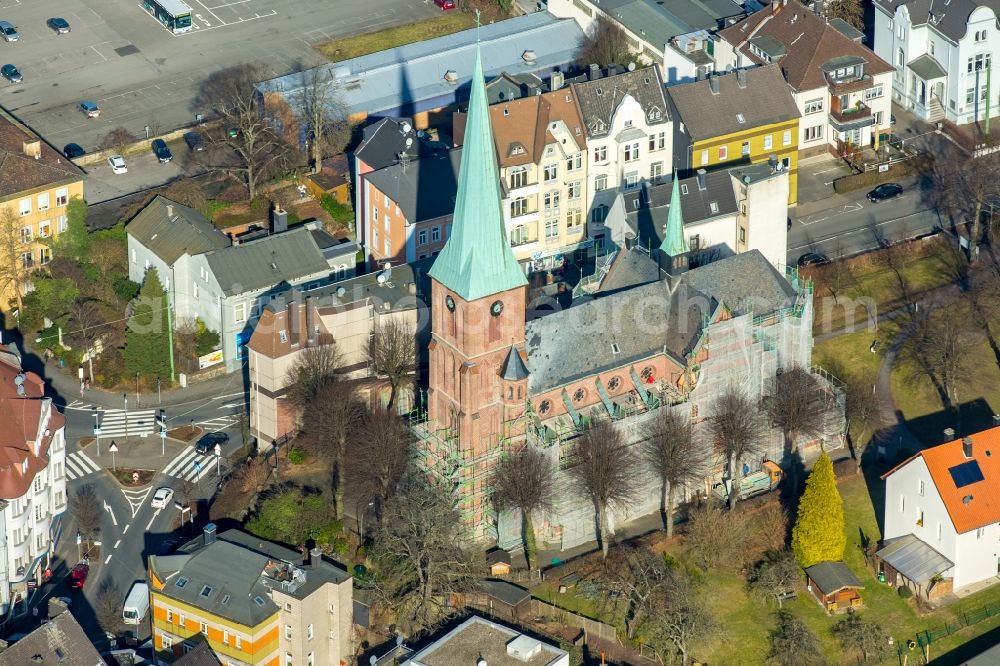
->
908;54;948;81
126;195;229;264
486;71;545;104
593;0;746;51
625;172;738;248
829;18;865;42
666;64;799;141
482;580;530;607
364;148;461;224
500;345;530;381
572;66;669;139
206;226;331;296
354;117;440;171
172;642;221;666
0;610;106;666
876;534;954;585
876;0;1000;42
681;250;797;314
597;246;661;295
805;561;864;595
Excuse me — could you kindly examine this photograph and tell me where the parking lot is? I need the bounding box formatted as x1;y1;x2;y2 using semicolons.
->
0;0;438;202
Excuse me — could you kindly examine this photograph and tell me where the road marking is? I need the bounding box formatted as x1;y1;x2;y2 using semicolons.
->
89;44;108;63
121;488;152;518
146;509;161;531
813;167;845;175
113;539;121;549
122;524;129;534
103;501;118;526
787;208;936;252
798;202;863;226
105;554;113;564
65;451;101;480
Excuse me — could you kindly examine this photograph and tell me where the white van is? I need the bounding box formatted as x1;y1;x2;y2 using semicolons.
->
122;582;149;625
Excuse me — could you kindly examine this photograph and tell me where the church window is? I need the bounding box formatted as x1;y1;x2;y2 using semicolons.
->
573;388;587;403
640;366;655;382
538;399;552;414
607;376;622;392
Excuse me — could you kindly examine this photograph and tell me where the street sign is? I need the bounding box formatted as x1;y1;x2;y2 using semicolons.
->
93;427;102;436
108;442;119;453
214;443;222;457
76;532;82;545
194;461;201;473
160;430;166;439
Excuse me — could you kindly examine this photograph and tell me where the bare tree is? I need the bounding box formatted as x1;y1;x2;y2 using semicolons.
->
597;544;668;640
683;502;749;572
70;484;102;549
294;66;349;173
834;615;891;664
577;15;635;68
194;63;296;201
766;366;826;492
95;580;123;636
932;144;1000;261
824;0;863;30
491;446;554;570
769;609;826;666
569;420;639;558
344;408;412;527
844;370;880;474
285;342;343;409
748;549;800;608
101;127;138;155
711;386;767;511
0;205;30;313
646;567;715;666
642;409;706;536
367;317;416;412
372;483;480;633
900;309;973;415
305;379;364;518
64;299;104;355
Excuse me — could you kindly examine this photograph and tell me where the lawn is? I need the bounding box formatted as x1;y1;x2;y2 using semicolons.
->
315;13;476;62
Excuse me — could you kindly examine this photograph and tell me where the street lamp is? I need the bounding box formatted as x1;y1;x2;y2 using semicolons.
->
158;409;167;456
92;410;101;457
157;376;161;405
135;372;140;405
359;500;374;544
123;394;129;440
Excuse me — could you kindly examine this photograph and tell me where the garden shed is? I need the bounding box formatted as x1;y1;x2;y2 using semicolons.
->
805;561;864;613
486;548;512;576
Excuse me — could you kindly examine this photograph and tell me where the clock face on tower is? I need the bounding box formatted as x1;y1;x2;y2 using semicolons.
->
445;295;456;312
490;300;504;317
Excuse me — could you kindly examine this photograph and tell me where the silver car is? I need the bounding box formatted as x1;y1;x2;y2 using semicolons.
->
0;22;18;42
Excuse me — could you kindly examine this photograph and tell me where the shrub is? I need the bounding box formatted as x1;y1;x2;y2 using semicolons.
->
833;160;923;194
898;586;913;599
319;194;354;225
287;447;306;465
112;275;140;303
194;319;220;356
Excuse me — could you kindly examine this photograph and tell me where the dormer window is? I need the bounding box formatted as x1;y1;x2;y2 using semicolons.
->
649;108;661;120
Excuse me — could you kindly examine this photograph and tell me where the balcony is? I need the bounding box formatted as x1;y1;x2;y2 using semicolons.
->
829;99;872;132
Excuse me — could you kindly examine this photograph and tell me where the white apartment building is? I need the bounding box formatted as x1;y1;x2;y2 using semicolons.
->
873;0;1000;124
0;347;67;624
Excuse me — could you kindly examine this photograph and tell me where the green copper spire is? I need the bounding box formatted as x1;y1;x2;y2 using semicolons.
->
427;39;527;301
661;175;689;257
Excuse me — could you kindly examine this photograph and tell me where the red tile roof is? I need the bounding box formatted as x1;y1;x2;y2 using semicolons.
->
883;427;1000;534
0;352;62;499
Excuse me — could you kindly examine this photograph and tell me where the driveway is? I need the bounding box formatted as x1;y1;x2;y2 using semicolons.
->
81;136;199;203
796;157;855;204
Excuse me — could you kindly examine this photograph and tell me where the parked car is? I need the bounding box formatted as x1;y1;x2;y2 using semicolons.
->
867;183;903;203
107;155;127;175
63;143;85;159
151;138;172;163
68;563;89;589
0;21;19;42
196;431;229;455
1;64;21;83
150;487;174;509
184;131;204;152
79;100;100;118
47;18;70;34
797;252;828;267
433;0;456;8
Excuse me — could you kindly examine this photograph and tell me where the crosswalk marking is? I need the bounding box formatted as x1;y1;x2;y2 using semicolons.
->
162;446;215;483
95;409;156;439
65;451;100;480
196;417;239;430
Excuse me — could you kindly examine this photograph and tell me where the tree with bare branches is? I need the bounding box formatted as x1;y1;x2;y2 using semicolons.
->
899;309;973;415
646;566;715;666
492;446;554;570
844;370;880;474
824;0;863;30
683;501;749;572
344;408;412;528
711;387;767;511
70;484;102;549
766;366;826;492
577;15;635;68
293;66;349;173
101;126;138;155
932;144;1000;261
367;317;416;411
305;378;364;518
372;482;480;633
95;580;123;636
285;342;343;409
642;409;705;536
597;544;668;640
0;205;30;313
570;420;639;558
748;549;800;608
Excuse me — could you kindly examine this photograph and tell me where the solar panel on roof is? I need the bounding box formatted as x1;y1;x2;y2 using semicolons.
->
948;460;985;488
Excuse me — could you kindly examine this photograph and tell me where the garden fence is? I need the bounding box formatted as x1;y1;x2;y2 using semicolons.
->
895;601;1000;659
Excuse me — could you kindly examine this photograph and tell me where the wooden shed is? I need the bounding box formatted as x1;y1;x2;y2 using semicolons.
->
474;580;531;622
305;153;351;203
486;548;512;576
805;561;864;613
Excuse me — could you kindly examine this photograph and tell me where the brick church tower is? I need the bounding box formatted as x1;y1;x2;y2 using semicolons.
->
423;41;530;537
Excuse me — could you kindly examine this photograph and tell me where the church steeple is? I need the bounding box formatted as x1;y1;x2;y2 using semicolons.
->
427;38;527;301
659;175;690;276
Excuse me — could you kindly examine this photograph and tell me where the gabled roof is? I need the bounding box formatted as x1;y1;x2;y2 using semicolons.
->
665;64;800;141
364;148;462;223
592;0;747;50
876;0;1000;43
172;641;221;666
572;66;669;139
354;118;438;171
719;4;893;92
0;610;106;666
908;54;947;81
247;299;329;359
126;196;230;265
805;561;863;595
0;353;62;500
883;428;1000;533
206;226;331;296
486;71;544;104
0;108;84;200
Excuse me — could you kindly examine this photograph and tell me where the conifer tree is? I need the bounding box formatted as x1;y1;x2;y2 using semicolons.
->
124;267;172;380
792;450;845;568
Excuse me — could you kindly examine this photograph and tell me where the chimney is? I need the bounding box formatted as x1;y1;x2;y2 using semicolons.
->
607;64;619;77
271;204;288;234
624;231;637;250
589;63;602;80
166;204;174;218
736;69;747;89
305;296;316;346
550;70;564;91
963;436;974;459
768;154;778;172
22;139;41;159
287;295;300;341
203;523;217;546
708;76;720;95
309;547;322;567
696;169;707;191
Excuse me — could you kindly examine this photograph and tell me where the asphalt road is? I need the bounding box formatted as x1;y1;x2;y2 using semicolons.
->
0;0;439;202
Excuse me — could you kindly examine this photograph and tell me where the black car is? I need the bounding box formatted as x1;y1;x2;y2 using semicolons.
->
63;143;85;159
184;131;204;152
797;252;828;267
46;18;70;34
195;431;229;455
151;138;172;163
867;183;903;203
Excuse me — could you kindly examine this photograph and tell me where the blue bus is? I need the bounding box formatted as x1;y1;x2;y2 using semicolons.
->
142;0;193;34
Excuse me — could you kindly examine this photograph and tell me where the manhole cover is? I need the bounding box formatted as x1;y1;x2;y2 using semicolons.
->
115;44;140;57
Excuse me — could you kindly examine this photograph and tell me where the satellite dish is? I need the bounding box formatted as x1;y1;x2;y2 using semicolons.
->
370;657;377;665
377;272;388;284
14;373;24;385
336;286;346;297
396;634;404;646
401;121;412;133
16;384;25;397
627;61;636;71
405;137;413;147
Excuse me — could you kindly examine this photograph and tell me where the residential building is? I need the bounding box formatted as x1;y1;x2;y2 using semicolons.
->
413;43;843;547
247;260;431;445
600;162;790;271
717;1;894;157
0;346;67;623
547;0;754;83
665;64;800;203
258;12;583;126
873;0;1000;124
148;527;353;666
880;429;1000;596
127;197;357;373
571;65;672;243
486;71;545;104
0;107;85;311
401;616;569;666
0;608;106;665
361;149;459;268
456;83;589;271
